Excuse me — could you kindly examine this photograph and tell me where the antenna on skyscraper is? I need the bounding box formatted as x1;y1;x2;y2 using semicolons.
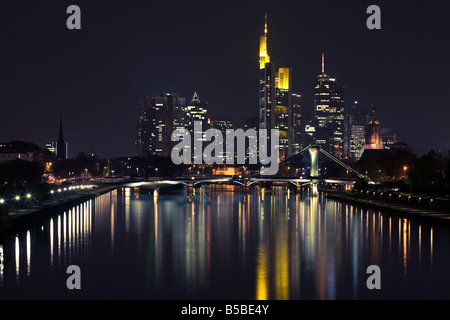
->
322;53;325;74
264;13;268;35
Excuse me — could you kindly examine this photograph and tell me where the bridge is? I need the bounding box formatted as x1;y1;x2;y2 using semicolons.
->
123;145;376;196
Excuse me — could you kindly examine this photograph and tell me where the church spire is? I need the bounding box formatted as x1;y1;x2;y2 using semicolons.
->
57;115;67;160
369;104;379;124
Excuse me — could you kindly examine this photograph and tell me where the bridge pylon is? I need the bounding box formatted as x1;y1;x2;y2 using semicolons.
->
187;182;194;195
242;180;253;193
308;145;320;178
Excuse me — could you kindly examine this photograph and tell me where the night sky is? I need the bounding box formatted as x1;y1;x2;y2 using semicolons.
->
1;0;449;159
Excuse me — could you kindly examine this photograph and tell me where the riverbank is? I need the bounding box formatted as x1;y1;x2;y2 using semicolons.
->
324;191;450;224
7;184;119;230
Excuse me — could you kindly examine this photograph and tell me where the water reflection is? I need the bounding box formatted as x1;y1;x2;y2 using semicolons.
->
0;186;449;299
0;199;93;295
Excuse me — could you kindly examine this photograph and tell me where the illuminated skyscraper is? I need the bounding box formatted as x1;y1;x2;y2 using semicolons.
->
290;93;302;156
137;93;185;157
185;92;208;134
258;15;292;161
259;14;275;134
274;67;291;160
185;92;208;162
344;100;371;160
350;125;365;159
137;95;153;156
314;53;345;158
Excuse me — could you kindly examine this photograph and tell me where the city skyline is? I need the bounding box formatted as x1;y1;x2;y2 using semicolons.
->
1;0;449;159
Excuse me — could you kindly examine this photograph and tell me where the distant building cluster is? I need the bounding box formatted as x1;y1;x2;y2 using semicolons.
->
137;92;235;159
136;15;401;164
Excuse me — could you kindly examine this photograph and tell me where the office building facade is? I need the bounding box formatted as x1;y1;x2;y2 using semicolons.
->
137;93;186;157
314;54;345;159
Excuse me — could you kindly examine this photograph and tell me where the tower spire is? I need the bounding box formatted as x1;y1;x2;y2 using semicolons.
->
191;92;201;103
322;53;325;74
259;14;270;69
264;13;268;35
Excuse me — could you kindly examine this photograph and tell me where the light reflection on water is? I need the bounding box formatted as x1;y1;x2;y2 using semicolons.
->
0;186;449;299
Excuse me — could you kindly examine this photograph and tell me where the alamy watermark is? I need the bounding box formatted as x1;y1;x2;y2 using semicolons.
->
66;265;81;290
66;5;381;31
171;121;280;176
367;5;381;30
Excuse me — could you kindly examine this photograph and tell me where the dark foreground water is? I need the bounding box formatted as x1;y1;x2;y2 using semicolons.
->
1;185;449;300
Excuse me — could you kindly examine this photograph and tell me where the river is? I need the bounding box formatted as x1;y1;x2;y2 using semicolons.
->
1;185;449;299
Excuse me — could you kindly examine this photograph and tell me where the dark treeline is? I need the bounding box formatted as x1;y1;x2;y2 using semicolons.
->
355;149;450;196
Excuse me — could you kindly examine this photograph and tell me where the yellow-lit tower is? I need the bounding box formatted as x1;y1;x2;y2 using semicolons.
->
258;14;294;161
259;14;270;69
274;67;291;161
259;14;275;132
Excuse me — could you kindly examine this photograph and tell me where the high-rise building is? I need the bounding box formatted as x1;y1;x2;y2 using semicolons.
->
258;15;292;161
274;67;291;160
364;104;383;150
290;93;302;156
314;53;345;158
259;14;275;134
137;93;186;157
243;116;259;163
185;92;208;162
350;125;365;160
344;100;372;160
209;116;234;162
137;95;153;156
185;92;208;135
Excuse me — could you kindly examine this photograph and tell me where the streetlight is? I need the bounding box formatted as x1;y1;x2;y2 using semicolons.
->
26;194;31;199
0;199;4;204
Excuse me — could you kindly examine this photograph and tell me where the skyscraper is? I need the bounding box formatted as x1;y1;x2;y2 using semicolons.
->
185;92;208;162
137;93;186;157
314;53;345;159
137;95;153;156
274;67;291;160
259;14;275;134
258;14;292;161
345;100;371;160
185;92;208;135
290;93;303;156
